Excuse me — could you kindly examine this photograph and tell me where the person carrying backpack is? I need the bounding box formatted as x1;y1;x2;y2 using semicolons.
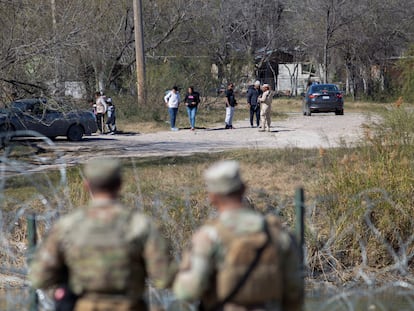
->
29;158;176;311
173;160;304;311
105;97;117;135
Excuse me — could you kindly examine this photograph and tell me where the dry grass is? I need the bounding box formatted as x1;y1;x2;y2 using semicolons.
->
3;97;414;287
120;121;167;134
1;149;320;251
307;101;414;279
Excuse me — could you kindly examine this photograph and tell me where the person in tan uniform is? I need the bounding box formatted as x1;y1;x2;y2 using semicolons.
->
258;84;273;132
29;158;175;311
173;160;304;311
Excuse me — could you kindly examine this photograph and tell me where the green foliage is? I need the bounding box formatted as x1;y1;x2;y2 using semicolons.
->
399;45;414;103
147;57;219;98
114;94;165;123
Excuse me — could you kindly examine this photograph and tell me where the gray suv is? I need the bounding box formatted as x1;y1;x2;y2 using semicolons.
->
0;98;97;141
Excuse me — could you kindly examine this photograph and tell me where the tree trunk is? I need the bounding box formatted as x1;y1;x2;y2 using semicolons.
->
268;61;278;92
323;7;330;84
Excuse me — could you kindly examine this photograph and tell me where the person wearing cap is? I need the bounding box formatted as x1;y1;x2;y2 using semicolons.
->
164;86;181;131
258;84;273;132
173;160;304;311
30;157;176;311
246;80;263;128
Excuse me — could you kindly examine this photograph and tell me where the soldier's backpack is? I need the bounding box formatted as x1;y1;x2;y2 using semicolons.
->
63;206;145;294
214;215;286;305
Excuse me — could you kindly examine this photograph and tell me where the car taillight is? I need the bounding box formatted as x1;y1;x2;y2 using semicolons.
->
336;93;343;99
309;94;317;99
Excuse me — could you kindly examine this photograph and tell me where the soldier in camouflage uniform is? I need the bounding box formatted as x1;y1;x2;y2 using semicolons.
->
173;161;304;311
30;158;175;311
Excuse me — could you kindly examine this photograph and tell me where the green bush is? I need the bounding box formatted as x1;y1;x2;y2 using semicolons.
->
313;102;414;270
399;45;414;103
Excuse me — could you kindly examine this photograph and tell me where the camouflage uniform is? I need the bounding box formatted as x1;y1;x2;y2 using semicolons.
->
173;207;303;311
30;199;174;310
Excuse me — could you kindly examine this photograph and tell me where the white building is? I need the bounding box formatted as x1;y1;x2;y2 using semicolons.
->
277;63;321;96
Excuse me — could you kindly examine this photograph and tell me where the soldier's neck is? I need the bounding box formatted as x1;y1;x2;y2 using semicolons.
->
216;201;243;213
91;192;118;201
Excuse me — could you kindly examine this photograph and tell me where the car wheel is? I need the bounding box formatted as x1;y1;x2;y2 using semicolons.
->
0;123;15;147
67;124;84;141
305;107;311;116
335;109;344;115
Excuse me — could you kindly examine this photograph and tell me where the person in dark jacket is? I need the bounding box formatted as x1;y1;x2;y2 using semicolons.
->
224;83;237;129
246;80;263;128
105;97;116;135
184;87;200;131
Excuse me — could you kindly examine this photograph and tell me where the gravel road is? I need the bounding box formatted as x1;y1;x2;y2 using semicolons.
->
0;112;372;287
48;112;372;164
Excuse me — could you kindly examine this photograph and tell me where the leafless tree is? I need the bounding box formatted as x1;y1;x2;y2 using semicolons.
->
1;0;413;102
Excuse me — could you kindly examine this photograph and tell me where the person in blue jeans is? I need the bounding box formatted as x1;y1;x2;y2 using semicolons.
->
164;86;181;131
184;87;200;131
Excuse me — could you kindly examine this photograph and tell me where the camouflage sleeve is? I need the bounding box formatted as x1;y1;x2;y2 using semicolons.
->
143;221;176;289
29;224;67;289
281;232;304;311
172;226;216;301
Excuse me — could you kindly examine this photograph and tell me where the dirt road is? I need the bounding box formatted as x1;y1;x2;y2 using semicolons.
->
49;112;371;164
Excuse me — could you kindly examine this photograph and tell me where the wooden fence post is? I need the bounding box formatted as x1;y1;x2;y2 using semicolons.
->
27;214;38;311
295;187;305;266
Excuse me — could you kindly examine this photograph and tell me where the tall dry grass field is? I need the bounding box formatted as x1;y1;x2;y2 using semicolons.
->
2;98;414;286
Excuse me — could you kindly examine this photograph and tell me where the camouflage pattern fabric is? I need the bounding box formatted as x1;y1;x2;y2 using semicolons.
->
173;208;304;311
29;199;175;306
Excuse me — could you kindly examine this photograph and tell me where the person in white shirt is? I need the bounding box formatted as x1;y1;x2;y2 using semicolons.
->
164;86;181;131
95;91;107;134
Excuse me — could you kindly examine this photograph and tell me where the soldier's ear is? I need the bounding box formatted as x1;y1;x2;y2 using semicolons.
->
208;192;219;206
84;180;91;193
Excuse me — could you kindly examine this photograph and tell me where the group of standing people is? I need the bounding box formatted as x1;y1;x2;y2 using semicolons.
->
30;157;304;311
89;80;273;136
93;91;117;135
246;81;273;132
164;86;200;131
164;81;273;133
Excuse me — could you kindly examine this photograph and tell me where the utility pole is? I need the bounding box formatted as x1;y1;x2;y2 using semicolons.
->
51;0;60;95
133;0;146;105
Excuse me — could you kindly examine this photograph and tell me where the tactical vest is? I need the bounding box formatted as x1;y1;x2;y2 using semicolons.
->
211;215;284;305
62;205;147;296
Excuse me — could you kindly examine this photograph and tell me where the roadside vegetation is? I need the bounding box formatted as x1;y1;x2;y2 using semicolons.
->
311;100;414;278
2;99;414;286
